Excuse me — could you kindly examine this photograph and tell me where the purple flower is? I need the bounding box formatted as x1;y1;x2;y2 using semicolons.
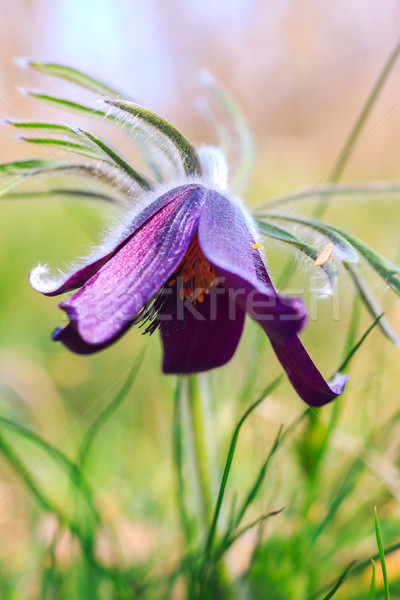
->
30;147;348;407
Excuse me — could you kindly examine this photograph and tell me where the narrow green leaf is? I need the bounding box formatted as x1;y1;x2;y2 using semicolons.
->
0;425;113;582
262;214;400;294
79;358;143;469
315;38;400;217
312;542;400;599
329;39;400;185
321;561;356;600
0;417;99;522
6;120;82;136
329;225;400;294
203;72;255;188
0;163;131;202
311;457;366;544
26;60;122;97
221;507;284;555
254;181;400;212
23;91;170;182
335;313;384;374
341;297;362;362
4;189;119;203
0;158;58;174
199;98;232;160
204;377;283;558
233;426;283;529
261;213;359;264
174;377;194;547
0;175;27;197
368;560;376;600
26;91;114;120
79;129;152;190
347;264;400;347
375;508;390;600
105;99;202;177
0;429;54;513
257;220;338;291
20;136;107;161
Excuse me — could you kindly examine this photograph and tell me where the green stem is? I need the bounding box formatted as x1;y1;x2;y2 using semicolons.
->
187;375;215;527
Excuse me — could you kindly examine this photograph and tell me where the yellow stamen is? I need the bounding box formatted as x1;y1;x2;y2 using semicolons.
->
170;232;217;304
252;242;261;249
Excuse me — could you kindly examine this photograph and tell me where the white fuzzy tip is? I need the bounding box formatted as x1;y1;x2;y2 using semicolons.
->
29;264;63;294
14;57;32;69
197;146;228;190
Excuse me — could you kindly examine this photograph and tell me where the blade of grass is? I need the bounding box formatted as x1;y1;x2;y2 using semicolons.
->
368;560;376;600
330;39;400;185
301;297;363;517
375;507;390;600
0;428;128;592
309;456;367;545
0;429;54;513
78;357;143;469
204;376;283;557
255;181;400;211
174;377;194;548
341;296;362;361
335;313;384;374
311;542;400;599
315;37;400;217
217;507;285;559
232;426;284;530
347;264;400;347
0;417;99;522
320;561;357;600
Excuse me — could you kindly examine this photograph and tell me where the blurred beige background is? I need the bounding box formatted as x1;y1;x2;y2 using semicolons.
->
0;0;400;185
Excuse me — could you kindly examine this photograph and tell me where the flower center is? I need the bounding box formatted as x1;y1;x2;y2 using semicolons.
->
168;231;218;304
134;230;218;336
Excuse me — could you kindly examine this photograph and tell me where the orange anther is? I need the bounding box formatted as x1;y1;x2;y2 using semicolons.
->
314;243;334;266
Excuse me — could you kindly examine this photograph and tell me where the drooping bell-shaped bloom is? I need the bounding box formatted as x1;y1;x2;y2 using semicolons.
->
30;147;348;407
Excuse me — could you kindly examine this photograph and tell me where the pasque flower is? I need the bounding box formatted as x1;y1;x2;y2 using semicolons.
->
30;134;347;407
2;63;348;407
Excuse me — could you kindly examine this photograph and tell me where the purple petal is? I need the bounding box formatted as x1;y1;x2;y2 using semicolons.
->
30;184;204;296
52;323;127;354
198;190;348;406
198;190;307;342
161;283;245;373
271;336;349;407
55;187;207;349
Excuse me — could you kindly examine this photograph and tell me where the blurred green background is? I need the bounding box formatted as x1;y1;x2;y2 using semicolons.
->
0;1;400;598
